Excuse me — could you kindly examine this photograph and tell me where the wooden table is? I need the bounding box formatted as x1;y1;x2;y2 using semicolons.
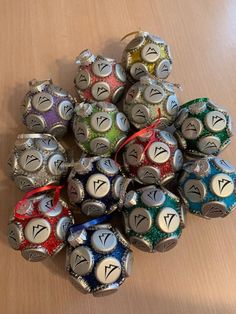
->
1;0;236;313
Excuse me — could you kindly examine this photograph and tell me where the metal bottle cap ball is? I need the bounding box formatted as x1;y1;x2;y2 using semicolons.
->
91;82;111;101
70;246;94;275
75;70;91;90
24;218;51;244
19;149;43;172
56;217;73;241
38;196;63;217
91;229;117;253
21;246;48;262
156;207;180;233
90;112;112;132
58;100;74;121
92;59;112;77
86;173;110;198
25;114;46;132
32;92;53;112
183;179;206;202
210;173;234;197
143;84;164;104
147;142;170;164
141;187;166;207
205;111;227;132
129;207;152;233
95;257;121;284
141;43;160;62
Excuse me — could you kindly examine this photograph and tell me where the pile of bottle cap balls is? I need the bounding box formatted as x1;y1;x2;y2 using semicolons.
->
7;31;235;297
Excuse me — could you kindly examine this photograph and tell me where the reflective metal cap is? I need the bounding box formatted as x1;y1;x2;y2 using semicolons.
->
25;114;46;133
143;84;164;104
154;236;178;252
49;85;68;97
91;82;111;101
38;196;63;217
147;142;170;164
67;179;84;204
15;137;33;150
32;92;53;112
74;122;89;143
166;95;179;116
115;63;126;82
141;43;160;62
129;207;152;233
173;149;183;171
58;100;74;121
124;191;138;208
123;251;134;277
70;246;94;275
95;257;121;284
81;200;106;216
15;175;35;191
36;137;58;151
181;117;203;140
75;70;91;90
141;187;165;207
130;62;148;80
90;112;112;132
91;229;117;253
115;112;130;132
159;131;177;146
156;207;180;233
21;246;48;262
93;283;119;297
210;173;234;197
97;158;119;176
92;59;112;77
213;158;235;173
129;236;152;252
112;86;125;103
24;218;51;244
189;101;207;114
112;175;124;199
183;179;206;203
49;124;68;137
205;111;227;132
201;201;228;218
56;216;73;241
131;104;150;124
19;149;43;172
125;84;140;103
47;153;66;176
125;143;144;166
126;35;145;50
155;59;171;79
7;223;24;250
86;173;110;198
137;165;160;184
90;137;110;155
197;136;221;155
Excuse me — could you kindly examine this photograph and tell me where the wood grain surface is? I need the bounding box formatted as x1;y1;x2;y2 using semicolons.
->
1;0;236;313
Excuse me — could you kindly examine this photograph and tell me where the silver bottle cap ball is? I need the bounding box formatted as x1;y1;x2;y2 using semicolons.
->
75;70;91;90
156;207;180;233
183;179;206;202
141;43;160;62
125;143;144;166
147;142;170;164
165;95;179;116
213;158;235;173
90;137;110;155
90;112;112;132
197;136;221;155
154;236;178;252
129;236;152;252
123;251;134;277
91;82;111;101
143;84;164;104
126;35;145;50
25;114;46;132
47;153;66;175
15;175;35;191
19;149;43;172
130;62;148;80
181;117;203;139
21;246;48;262
137;166;160;184
201;201;228;218
205;111;227;132
173;149;183;171
38;196;63;217
131;104;150;124
129;207;152;233
24;218;51;244
86;173;110;198
115;112;130;132
112;86;125;103
155;59;171;79
56;216;73;241
49;124;67;137
58;100;74;121
32;92;53;112
97;158;119;176
74;122;89;143
91;229;117;253
67;179;84;204
159;130;177;146
112;175;124;199
70;246;94;275
115;63;126;82
92;59;112;77
36;137;58;151
210;173;234;197
7;223;24;249
141;187;166;207
95;257;121;284
124;191;138;208
81;200;106;216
